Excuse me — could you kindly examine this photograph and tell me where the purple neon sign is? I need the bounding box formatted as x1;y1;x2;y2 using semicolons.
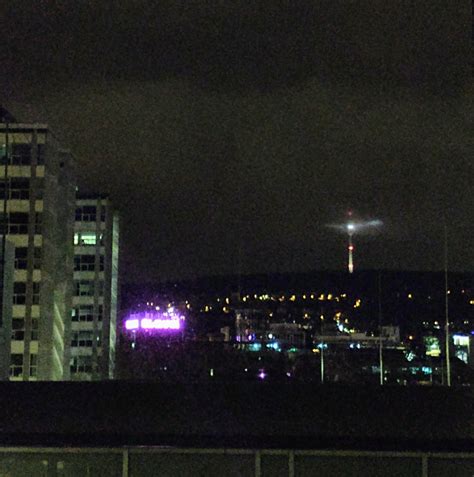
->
125;309;184;332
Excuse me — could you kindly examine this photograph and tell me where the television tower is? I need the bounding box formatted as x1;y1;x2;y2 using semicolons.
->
347;222;355;273
326;212;382;274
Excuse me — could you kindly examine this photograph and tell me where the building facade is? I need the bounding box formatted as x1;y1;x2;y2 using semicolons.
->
71;195;119;380
0;112;76;380
0;239;14;380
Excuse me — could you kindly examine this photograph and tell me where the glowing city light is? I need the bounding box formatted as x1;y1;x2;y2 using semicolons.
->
124;310;184;332
125;319;139;330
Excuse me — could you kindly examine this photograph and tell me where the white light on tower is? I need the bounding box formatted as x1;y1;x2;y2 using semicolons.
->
326;214;382;274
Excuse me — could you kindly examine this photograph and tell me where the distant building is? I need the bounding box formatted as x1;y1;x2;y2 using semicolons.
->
0;239;14;380
70;195;119;380
268;322;306;349
452;333;471;366
235;309;306;350
0;114;76;380
235;308;268;343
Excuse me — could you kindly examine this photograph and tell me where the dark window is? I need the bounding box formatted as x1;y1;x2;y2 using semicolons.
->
11;318;25;341
14;247;41;270
31;318;39;341
37;144;46;165
0;178;30;200
30;354;37;377
13;282;26;304
71;331;93;347
11;144;31;165
70;355;93;374
10;178;30;199
72;305;94;322
0;144;7;165
0;212;29;234
9;353;23;377
75;206;97;222
12;282;39;304
35;212;42;234
34;247;41;269
14;247;27;269
10;212;29;234
74;255;95;271
33;282;40;305
74;280;94;296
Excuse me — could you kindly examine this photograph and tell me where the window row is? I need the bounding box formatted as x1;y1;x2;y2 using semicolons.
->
71;305;103;322
11;318;39;341
74;255;104;271
71;330;101;348
75;206;106;222
13;282;40;305
74;280;104;297
70;355;93;374
9;353;37;377
0;143;46;166
74;232;104;246
14;247;42;270
0;212;42;234
0;177;44;200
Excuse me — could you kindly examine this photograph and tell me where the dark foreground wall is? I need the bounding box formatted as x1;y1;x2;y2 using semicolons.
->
0;381;473;451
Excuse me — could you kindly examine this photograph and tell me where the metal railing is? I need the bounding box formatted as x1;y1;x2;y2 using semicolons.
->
0;446;473;476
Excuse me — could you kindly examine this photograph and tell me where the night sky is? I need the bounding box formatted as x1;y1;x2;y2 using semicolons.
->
3;1;472;282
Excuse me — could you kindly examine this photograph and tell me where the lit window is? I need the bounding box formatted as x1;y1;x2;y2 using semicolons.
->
74;232;98;246
80;233;96;245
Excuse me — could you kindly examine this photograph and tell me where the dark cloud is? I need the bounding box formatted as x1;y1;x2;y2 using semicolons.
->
2;1;472;281
2;0;469;89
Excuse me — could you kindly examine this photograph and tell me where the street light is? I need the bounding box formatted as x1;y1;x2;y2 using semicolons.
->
444;222;451;387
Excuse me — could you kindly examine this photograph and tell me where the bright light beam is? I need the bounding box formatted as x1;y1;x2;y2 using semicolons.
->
326;216;383;273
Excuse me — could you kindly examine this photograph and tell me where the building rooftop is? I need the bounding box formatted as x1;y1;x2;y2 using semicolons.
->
0;107;16;123
76;193;111;201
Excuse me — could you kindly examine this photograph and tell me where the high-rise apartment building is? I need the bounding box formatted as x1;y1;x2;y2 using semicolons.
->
0;109;76;380
71;195;119;380
0;239;14;380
